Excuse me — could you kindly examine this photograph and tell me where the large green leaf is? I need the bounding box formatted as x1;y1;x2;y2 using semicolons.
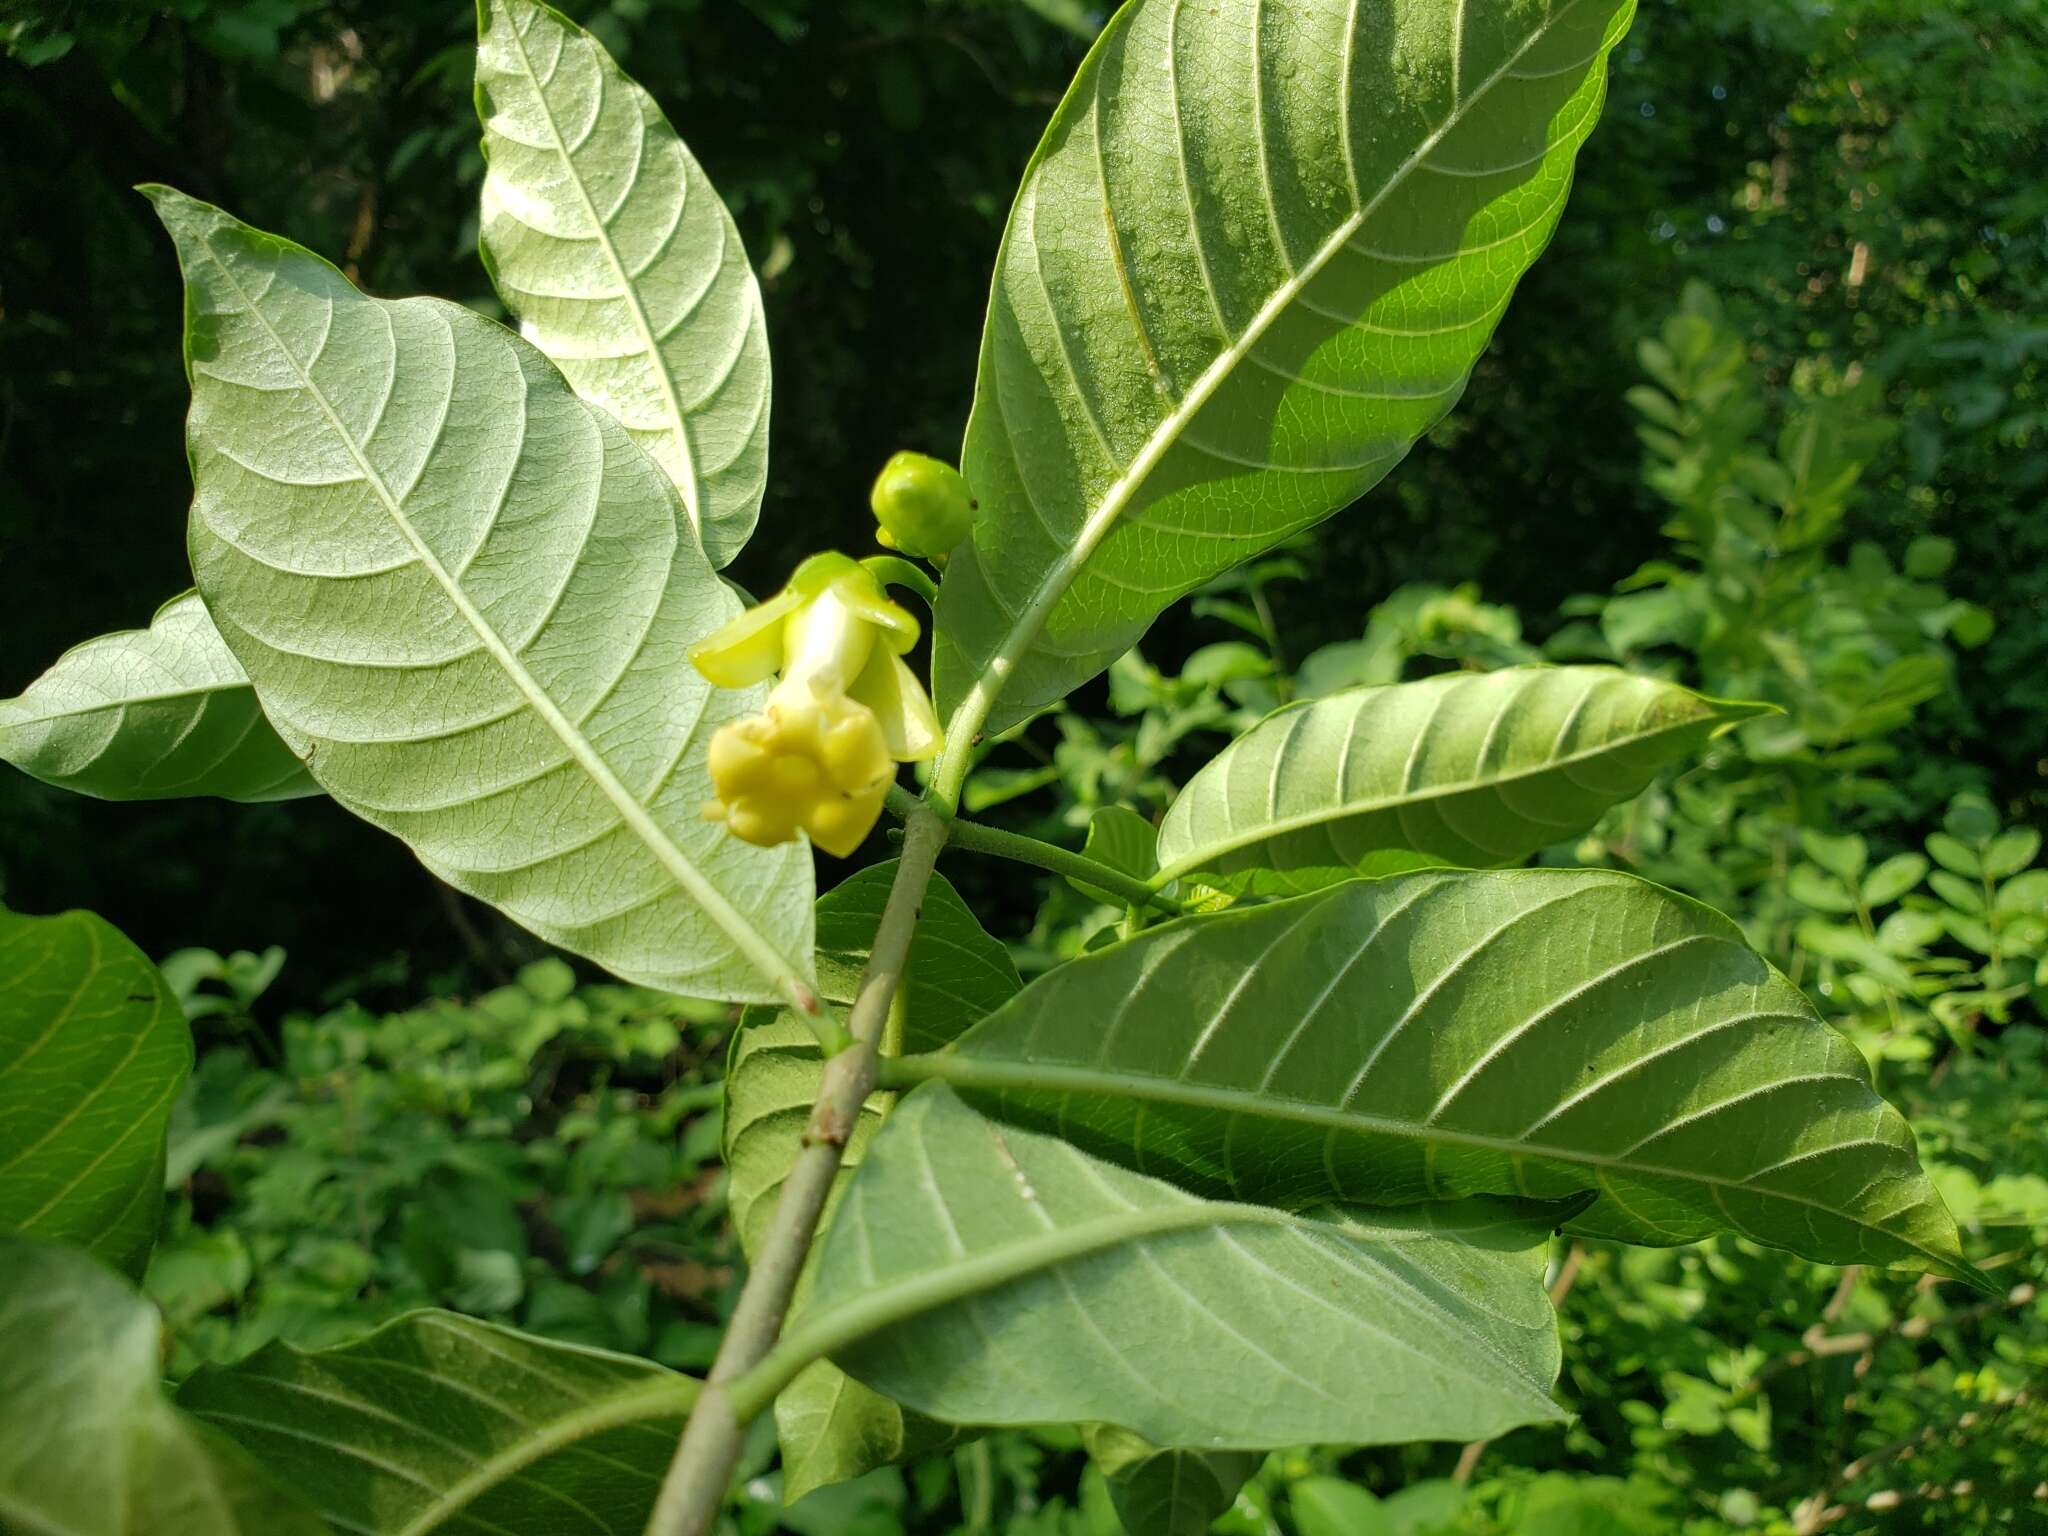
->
721;862;1015;1499
0;592;314;803
934;0;1636;737
783;1084;1569;1448
890;870;1974;1281
0;905;189;1281
147;187;813;1005
476;0;770;568
178;1310;697;1535
1156;667;1767;892
1083;1425;1259;1536
0;1238;330;1536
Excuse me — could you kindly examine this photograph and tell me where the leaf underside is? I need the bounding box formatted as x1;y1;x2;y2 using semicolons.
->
793;1084;1571;1449
923;869;1972;1281
0;591;314;803
149;187;812;1004
936;0;1637;734
179;1310;697;1536
0;1238;330;1536
1156;666;1766;892
476;0;770;569
0;906;190;1282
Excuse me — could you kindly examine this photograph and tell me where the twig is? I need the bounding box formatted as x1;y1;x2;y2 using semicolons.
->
885;785;1183;914
644;807;950;1536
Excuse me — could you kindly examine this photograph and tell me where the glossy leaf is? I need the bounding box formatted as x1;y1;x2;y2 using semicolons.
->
722;863;1015;1498
0;592;314;803
1156;668;1766;892
935;0;1636;735
0;1238;330;1536
901;870;1974;1281
477;0;771;567
785;1084;1570;1448
1083;1425;1259;1536
148;187;814;1004
0;905;189;1281
178;1310;698;1536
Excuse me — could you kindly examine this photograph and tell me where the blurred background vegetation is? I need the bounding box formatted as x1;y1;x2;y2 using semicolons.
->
2;1;2044;1531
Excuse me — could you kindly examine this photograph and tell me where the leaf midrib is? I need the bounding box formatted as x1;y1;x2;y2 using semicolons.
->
886;1052;1958;1274
190;226;803;1002
949;0;1596;739
497;2;701;524
1155;698;1725;881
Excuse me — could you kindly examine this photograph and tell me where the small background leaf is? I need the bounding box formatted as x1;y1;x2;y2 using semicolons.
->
1083;1424;1259;1536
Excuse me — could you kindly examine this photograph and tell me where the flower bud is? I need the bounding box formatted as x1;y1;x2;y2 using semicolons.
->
869;450;976;561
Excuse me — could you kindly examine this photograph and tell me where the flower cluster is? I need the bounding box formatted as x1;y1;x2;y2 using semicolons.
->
690;554;939;857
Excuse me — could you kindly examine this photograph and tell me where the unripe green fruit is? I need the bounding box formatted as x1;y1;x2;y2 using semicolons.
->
869;450;976;560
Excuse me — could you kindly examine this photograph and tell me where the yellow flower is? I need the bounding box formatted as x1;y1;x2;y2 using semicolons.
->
690;554;940;857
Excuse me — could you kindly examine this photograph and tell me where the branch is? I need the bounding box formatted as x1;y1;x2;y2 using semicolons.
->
644;806;950;1536
887;786;1182;914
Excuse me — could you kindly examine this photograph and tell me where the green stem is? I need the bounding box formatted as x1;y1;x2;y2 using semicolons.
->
644;807;950;1536
885;786;1181;914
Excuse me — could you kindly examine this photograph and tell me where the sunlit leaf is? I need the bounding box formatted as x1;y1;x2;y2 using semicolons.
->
899;870;1975;1281
1157;668;1767;893
786;1084;1571;1448
0;592;314;803
477;0;771;567
935;0;1636;736
147;187;813;1004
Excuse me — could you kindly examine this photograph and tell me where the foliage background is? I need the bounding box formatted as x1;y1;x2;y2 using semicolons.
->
5;0;2043;1004
1;0;2044;1531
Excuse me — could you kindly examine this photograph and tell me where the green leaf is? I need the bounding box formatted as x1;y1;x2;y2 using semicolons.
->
1799;829;1868;883
934;0;1637;737
146;186;814;1005
786;1083;1570;1448
722;863;1016;1498
1083;1425;1259;1536
1290;1478;1395;1536
774;1358;966;1507
0;905;189;1281
178;1310;698;1535
476;0;770;567
1861;853;1927;909
1067;805;1160;906
1156;668;1763;891
0;1237;330;1536
0;592;315;803
808;861;1025;1059
897;870;1974;1282
1983;827;2041;881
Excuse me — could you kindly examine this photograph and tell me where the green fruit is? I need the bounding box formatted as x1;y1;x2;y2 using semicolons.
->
870;450;976;560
